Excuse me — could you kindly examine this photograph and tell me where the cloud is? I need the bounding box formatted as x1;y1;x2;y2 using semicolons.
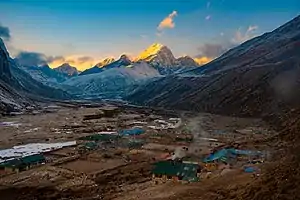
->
248;25;258;32
0;24;11;40
15;52;48;66
14;51;97;71
158;11;178;30
194;57;213;65
48;55;96;71
195;43;230;65
77;56;94;63
197;43;229;58
194;24;260;65
207;2;211;8
232;25;259;44
195;38;236;65
156;32;163;37
205;15;211;20
140;34;148;39
47;56;66;63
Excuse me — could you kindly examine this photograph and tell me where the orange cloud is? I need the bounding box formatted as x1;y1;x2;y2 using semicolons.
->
194;57;213;65
48;55;97;71
158;11;178;30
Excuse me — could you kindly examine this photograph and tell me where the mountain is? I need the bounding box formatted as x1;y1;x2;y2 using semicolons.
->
95;57;115;68
176;56;199;67
62;61;160;99
0;38;71;113
79;44;199;76
53;63;80;77
17;64;68;86
136;43;199;74
0;39;11;83
10;61;71;100
78;57;115;76
0;38;31;113
127;15;300;118
190;16;300;75
136;43;177;66
79;55;131;76
103;54;132;69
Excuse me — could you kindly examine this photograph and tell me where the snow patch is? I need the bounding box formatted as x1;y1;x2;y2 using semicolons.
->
0;141;77;163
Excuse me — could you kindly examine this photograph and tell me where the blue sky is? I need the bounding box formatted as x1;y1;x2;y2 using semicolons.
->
0;0;299;70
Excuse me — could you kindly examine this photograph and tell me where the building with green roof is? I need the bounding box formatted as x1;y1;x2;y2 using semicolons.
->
152;160;200;183
78;134;120;142
83;142;98;150
21;154;46;165
0;154;46;173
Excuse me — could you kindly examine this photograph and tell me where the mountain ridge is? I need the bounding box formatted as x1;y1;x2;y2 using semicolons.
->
53;63;80;77
127;14;300;118
79;43;200;76
79;55;131;76
0;38;71;113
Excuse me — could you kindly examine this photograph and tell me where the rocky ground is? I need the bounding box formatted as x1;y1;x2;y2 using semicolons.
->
0;103;278;200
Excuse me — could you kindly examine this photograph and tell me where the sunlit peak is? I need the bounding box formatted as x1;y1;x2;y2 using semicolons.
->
136;43;166;61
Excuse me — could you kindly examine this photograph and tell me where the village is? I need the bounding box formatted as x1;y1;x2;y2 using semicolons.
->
0;102;275;199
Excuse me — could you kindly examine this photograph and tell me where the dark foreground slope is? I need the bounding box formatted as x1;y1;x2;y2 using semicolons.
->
127;15;300;118
0;38;71;113
126;15;300;200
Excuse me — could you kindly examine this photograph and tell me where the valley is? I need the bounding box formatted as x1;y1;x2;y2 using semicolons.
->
0;4;299;199
0;102;276;200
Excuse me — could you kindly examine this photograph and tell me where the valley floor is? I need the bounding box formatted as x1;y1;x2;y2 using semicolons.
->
0;102;278;200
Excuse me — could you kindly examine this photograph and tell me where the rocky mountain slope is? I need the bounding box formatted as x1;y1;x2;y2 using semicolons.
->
53;63;80;77
0;38;71;113
79;56;126;76
136;43;177;66
62;61;160;99
18;64;68;86
79;44;199;76
0;39;34;112
127;15;300;118
136;43;199;75
10;60;71;100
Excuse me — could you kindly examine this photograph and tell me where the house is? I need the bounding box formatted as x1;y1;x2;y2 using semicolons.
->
152;160;201;183
21;154;46;167
127;139;145;149
119;128;145;136
83;142;98;150
100;106;120;117
203;148;263;163
79;134;120;143
203;148;237;164
0;154;46;173
0;159;23;173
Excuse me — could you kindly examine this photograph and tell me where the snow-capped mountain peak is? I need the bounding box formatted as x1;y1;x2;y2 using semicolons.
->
54;63;79;77
119;54;132;63
136;43;165;60
79;55;132;76
95;57;115;68
136;43;176;66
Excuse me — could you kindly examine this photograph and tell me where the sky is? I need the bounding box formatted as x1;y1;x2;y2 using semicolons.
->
0;0;299;70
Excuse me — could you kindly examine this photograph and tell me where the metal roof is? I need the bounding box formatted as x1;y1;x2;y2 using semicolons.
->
152;161;200;180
